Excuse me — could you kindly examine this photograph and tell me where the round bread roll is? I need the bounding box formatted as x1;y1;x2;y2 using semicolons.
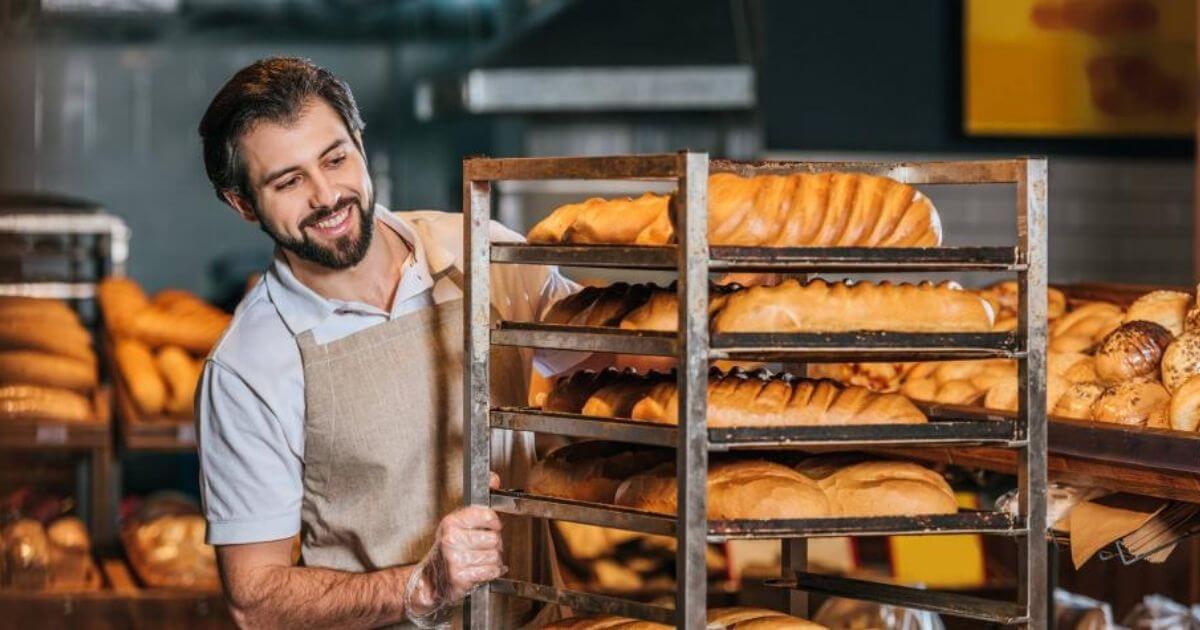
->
528;441;671;504
1162;332;1200;393
1062;357;1099;384
1053;382;1105;420
1168;375;1200;432
1186;303;1200;334
1092;380;1171;427
46;517;90;551
1094;321;1173;385
811;461;957;517
932;361;985;385
614;459;831;520
1124;290;1191;337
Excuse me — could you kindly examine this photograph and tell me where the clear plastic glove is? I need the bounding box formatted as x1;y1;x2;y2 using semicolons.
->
404;473;506;628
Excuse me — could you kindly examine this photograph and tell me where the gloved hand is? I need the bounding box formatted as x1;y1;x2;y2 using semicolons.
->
404;473;505;628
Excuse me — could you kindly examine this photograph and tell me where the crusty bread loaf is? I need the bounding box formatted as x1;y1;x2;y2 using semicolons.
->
46;518;90;551
614;459;831;519
157;346;202;416
115;339;167;415
124;513;218;590
1053;382;1105;420
98;277;152;337
1094;321;1172;385
797;460;957;517
625;369;926;427
0;385;93;423
528;441;672;504
541;615;668;630
0;351;97;392
1123;290;1191;338
974;281;1067;323
543;283;657;327
0;297;84;328
709;607;827;629
618;285;739;332
542;368;640;413
1050;301;1124;341
1092;380;1170;427
0;319;95;364
528;172;942;247
130;305;229;355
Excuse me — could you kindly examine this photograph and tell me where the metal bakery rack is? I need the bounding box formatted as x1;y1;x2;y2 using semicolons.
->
0;193;130;544
462;153;1048;628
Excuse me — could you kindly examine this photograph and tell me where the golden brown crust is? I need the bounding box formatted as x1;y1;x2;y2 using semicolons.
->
157;346;202;416
1094;321;1173;385
1123;290;1191;337
527;172;942;248
0;319;95;363
1053;382;1105;420
1162;332;1200;393
0;351;97;392
614;459;831;520
115;339;167;415
0;385;93;423
1092;380;1171;427
528;441;672;504
1169;375;1200;431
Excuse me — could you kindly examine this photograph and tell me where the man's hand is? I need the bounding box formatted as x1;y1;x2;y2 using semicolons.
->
403;474;506;625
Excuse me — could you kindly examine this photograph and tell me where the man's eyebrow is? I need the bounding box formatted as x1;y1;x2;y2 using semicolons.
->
260;139;347;186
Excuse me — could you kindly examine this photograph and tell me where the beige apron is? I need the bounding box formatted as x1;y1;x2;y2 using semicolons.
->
295;268;553;628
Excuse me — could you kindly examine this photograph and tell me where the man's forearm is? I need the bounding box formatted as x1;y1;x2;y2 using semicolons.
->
225;563;416;630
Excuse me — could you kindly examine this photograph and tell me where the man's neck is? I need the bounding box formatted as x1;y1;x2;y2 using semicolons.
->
284;217;410;312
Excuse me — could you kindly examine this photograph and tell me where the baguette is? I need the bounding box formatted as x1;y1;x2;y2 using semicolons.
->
130;306;230;355
528;172;942;247
0;319;95;363
0;351;97;392
0;297;83;328
614;459;831;520
157;346;202;416
624;369;926;427
115;338;167;415
0;385;93;423
528;441;672;504
97;277;151;337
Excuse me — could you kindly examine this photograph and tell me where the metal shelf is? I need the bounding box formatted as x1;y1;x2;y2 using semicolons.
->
491;243;1024;273
1048;416;1200;475
494;321;1022;362
490;490;1022;541
766;573;1027;625
491;407;1018;450
489;579;676;625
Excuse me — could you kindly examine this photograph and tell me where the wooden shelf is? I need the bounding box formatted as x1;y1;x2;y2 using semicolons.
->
0;387;111;451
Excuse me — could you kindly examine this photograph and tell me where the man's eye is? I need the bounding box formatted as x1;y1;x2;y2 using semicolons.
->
277;176;300;190
328;155;346;168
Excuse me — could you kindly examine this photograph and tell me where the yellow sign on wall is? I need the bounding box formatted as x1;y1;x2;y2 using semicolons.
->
965;0;1195;137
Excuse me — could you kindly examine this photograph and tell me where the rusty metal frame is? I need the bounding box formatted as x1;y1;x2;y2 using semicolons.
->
462;154;1048;629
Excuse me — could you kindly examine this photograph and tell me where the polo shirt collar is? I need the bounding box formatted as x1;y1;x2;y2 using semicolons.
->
265;205;453;337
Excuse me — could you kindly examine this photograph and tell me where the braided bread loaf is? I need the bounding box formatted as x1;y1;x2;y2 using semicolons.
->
528;172;942;247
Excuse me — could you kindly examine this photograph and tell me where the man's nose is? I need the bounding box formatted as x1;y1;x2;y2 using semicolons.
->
309;171;340;209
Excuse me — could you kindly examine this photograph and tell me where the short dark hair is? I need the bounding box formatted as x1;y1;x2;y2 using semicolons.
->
198;56;365;203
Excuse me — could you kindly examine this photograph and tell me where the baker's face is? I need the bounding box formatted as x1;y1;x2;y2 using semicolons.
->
231;97;374;269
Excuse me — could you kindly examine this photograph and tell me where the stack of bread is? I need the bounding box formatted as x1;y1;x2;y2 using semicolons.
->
122;496;218;590
0;516;101;591
0;297;98;424
529;442;957;521
544;607;827;629
98;278;229;418
528;171;942;248
539;367;927;428
545;279;995;334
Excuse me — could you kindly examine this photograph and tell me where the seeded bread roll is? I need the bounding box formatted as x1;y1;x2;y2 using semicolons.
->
1094;321;1173;385
528;172;942;248
1162;332;1200;393
1123;290;1191;337
614;459;831;520
1053;382;1106;420
1169;375;1200;431
1092;380;1171;428
0;351;97;392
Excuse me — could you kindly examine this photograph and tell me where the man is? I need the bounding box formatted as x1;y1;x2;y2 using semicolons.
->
196;57;580;629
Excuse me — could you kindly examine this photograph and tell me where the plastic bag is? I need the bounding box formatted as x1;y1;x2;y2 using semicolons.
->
1056;589;1115;630
1122;594;1200;629
995;483;1108;528
813;596;945;630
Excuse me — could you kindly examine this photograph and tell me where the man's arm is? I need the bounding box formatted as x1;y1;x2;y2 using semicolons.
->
218;538;414;629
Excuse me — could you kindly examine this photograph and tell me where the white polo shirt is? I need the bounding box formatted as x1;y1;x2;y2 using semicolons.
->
197;207;581;545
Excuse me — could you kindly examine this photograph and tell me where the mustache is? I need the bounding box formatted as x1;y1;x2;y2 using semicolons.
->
301;196;361;229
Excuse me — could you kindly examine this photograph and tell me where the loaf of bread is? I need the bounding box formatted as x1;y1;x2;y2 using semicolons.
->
1050;301;1124;343
1094;321;1173;385
1123;290;1191;337
0;385;93;423
99;278;231;355
544;283;658;327
0;297;85;328
130;305;229;355
3;519;50;590
544;609;827;630
796;459;957;517
124;512;218;590
542;615;668;630
0;351;97;392
614;459;831;520
157;346;202;416
115;338;167;415
97;277;152;337
627;369;926;427
0;319;95;364
528;172;942;248
528;441;672;504
974;281;1067;323
541;368;641;413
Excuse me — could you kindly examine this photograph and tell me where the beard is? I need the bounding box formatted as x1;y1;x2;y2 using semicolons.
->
257;194;375;270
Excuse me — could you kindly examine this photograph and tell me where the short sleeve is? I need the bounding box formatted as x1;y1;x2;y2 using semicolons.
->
197;360;303;545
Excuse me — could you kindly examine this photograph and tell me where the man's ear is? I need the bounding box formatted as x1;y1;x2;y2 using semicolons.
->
222;190;258;223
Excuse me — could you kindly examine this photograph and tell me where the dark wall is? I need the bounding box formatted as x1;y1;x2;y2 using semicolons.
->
759;0;1192;157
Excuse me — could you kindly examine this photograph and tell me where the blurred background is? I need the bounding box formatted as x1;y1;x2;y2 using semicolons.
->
0;1;1197;627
